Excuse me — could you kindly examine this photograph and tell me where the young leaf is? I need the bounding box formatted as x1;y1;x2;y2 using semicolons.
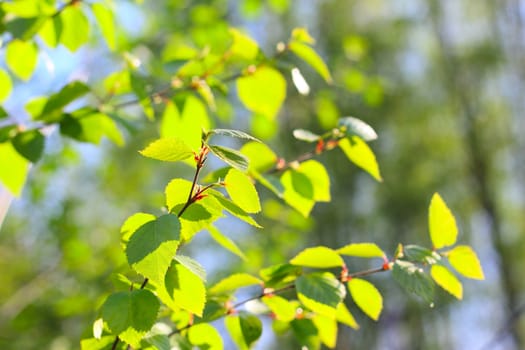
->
207;128;261;143
174;255;207;282
338;117;378;141
92;3;116;50
240;141;278;173
187;323;223;350
208;144;249;172
428;193;458;249
208;225;247;260
290;319;321;350
291;27;316;44
280;168;315;217
288;41;332;83
335;302;359;330
139;138;193;162
125;214;181;284
0;69;12;102
101;289;159;347
0;141;30;197
178;195;224;241
6;17;47;41
120;212;156;243
80;336;115;350
392;260;434;303
338;137;382;182
225;168;261;213
225;312;262;350
290;246;344;268
447;245;484;280
336;243;385;258
37;81;91;123
296;272;346;318
312;314;338;348
162;260;206;316
348;278;383;321
6;39;38;81
165;178;193;212
208;191;262;228
11;129;45;163
59;5;90;52
237;66;286;120
259;263;302;288
293;129;320;143
229;28;259;60
430;265;463;299
209;273;262;295
401;244;441;264
262;295;296;322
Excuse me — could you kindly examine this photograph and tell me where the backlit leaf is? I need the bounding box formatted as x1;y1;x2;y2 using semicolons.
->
120;212;155;243
392;260;434;303
161;260;206;316
209;145;249;172
262;295;296;322
59;5;90;52
6;16;46;40
291;27;315;44
80;336;115;350
338;137;382;182
11;129;45;163
225;313;262;350
337;243;385;258
130;72;154;120
335;302;359;330
174;255;207;282
208;225;247;260
240;141;277;173
290;319;320;350
447;245;484;280
280;168;314;217
237;66;286;120
289;41;332;83
348;278;382;321
430;265;463;299
188;323;223;350
0;141;30;197
290;246;344;268
139;138;193;162
209;273;262;295
312;314;337;348
6;39;38;81
0;69;12;102
165;178;193;212
125;215;181;284
37;81;90;123
225;168;261;213
208;190;262;228
259;263;302;288
92;3;116;50
296;272;346;318
229;28;259;60
429;193;458;249
60;111;124;146
338;117;377;141
207;128;261;143
402;244;441;264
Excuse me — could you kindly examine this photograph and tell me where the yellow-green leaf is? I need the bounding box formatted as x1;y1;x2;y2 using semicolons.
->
92;3;116;50
0;69;12;102
237;66;286;120
337;243;385;258
59;5;90;52
299;160;330;202
290;246;344;268
240;141;277;173
348;278;383;321
296;272;346;318
0;141;30;197
120;212;155;243
229;28;259;60
338;137;382;182
208;225;247;260
428;193;458;249
225;168;261;213
335;302;359;330
209;273;262;295
447;245;484;280
291;27;316;44
139;138;194;162
162;260;206;316
289;41;332;83
262;295;296;322
312;314;338;348
430;265;463;299
188;323;223;350
6;39;38;81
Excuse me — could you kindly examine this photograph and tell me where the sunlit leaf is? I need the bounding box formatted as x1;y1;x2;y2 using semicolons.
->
262;295;296;322
296;272;346;318
80;336;115;350
37;81;90;123
11;129;45;163
401;244;441;264
237;66;286;120
312;314;337;348
6;16;46;40
229;28;259;60
139;138;193;162
447;245;484;280
208;190;262;228
208;145;249;172
338;117;377;141
348;278;383;321
336;243;385;258
165;178;193;212
225;168;261;213
6;39;38;81
291;27;316;44
290;319;320;350
428;193;458;249
338;137;382;182
129;72;154;121
0;141;30;197
209;273;262;295
430;265;463;299
188;323;223;350
290;246;344;268
259;263;302;288
335;302;359;330
60;111;124;146
92;3;116;50
0;69;12;102
207;128;261;143
392;260;434;303
174;255;206;282
208;225;247;260
59;5;90;52
225;312;262;350
120;212;156;243
289;41;332;83
240;141;277;173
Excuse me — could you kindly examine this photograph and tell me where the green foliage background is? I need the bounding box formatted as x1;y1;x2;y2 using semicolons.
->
1;0;524;349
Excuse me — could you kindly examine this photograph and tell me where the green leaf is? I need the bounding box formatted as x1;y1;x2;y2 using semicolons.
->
143;334;170;350
120;212;156;243
209;273;262;295
262;295;296;322
125;215;181;284
0;69;12;102
428;193;458;249
335;302;359;330
165;178;193;212
240;141;277;173
207;128;261;143
139;138;193;162
392;260;434;303
338;137;382;182
38;17;60;48
288;41;332;83
229;28;259;60
208;145;249;172
6;39;38;81
0;141;30;197
290;319;320;350
11;129;45;163
161;260;206;316
293;129;320;142
80;336;115;350
338;117;378;141
60;111;124;146
447;245;484;280
58;5;90;52
208;225;247;260
348;278;383;321
296;272;346;318
188;323;223;350
259;263;302;288
178;195;224;241
174;255;206;282
225;168;261;213
0;107;8;120
37;81;90;123
129;72;154;121
430;265;463;299
101;289;159;347
225;313;262;350
312;314;337;348
237;66;286;120
92;3;116;50
402;244;441;264
291;27;316;44
180;95;211;150
208;191;262;228
298;160;331;202
336;243;385;258
290;246;344;268
6;16;46;40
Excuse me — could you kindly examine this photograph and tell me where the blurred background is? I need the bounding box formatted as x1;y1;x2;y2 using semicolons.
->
1;0;524;349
